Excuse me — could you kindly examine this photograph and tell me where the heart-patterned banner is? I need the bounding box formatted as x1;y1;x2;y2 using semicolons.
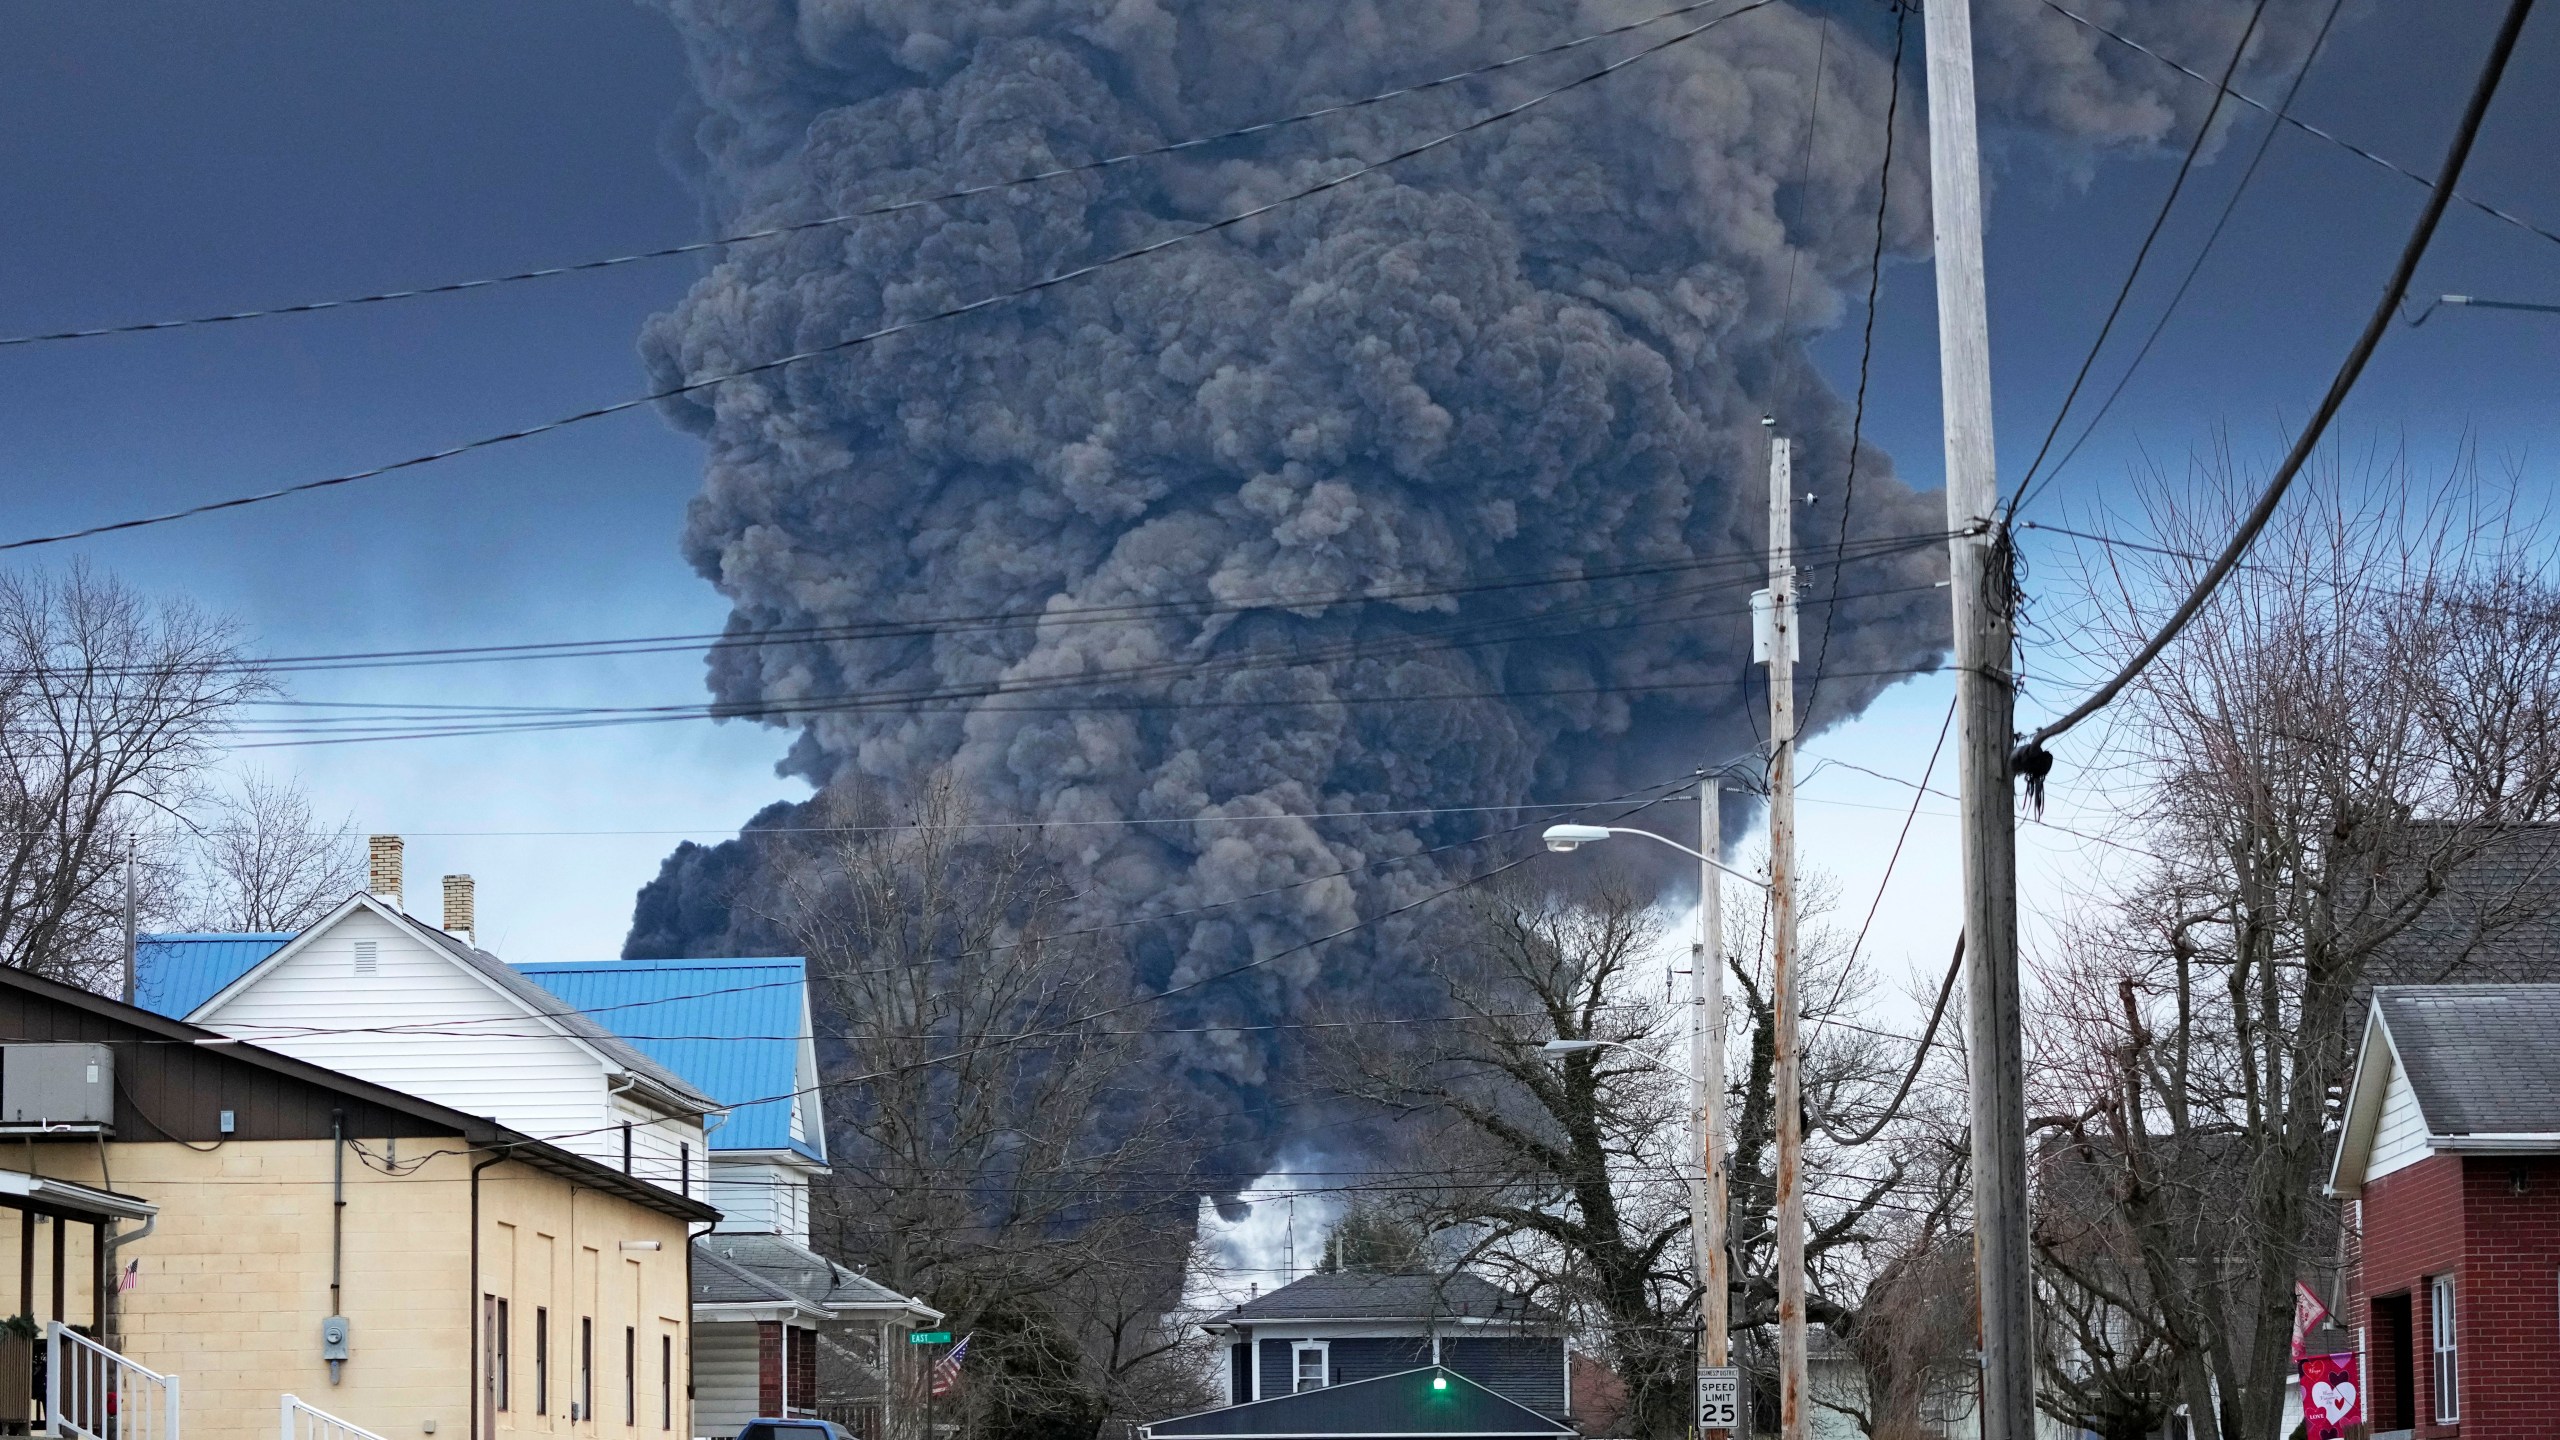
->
2300;1351;2363;1440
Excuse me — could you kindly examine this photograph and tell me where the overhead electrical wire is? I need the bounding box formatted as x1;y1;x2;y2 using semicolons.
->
2003;0;2271;512
0;0;1763;352
2042;0;2560;255
225;557;1947;746
2020;0;2538;756
0;0;1780;553
2008;0;2349;518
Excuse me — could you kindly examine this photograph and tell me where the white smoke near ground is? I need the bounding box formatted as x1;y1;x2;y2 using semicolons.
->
625;0;2315;1129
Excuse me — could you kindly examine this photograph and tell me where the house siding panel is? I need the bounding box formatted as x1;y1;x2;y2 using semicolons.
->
1257;1338;1294;1398
1326;1336;1432;1385
1442;1337;1565;1416
2371;1058;2433;1182
694;1321;763;1438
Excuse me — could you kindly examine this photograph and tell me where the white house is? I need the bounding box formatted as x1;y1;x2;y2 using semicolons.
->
134;846;714;1199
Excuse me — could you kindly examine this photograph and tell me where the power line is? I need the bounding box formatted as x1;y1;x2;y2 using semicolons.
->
2041;0;2560;254
2003;0;2270;511
1803;2;1910;727
2007;0;2349;518
224;559;1947;744
2018;0;2538;756
0;0;1780;554
0;0;1758;352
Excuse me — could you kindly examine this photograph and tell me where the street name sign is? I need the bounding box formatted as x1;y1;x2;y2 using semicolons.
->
910;1331;954;1344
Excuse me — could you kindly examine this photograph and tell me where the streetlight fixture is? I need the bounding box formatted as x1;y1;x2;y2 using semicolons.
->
1539;824;1771;891
1541;798;1750;1437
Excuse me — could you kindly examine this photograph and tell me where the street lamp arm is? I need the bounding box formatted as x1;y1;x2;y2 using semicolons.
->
1597;828;1774;891
1538;1037;1702;1084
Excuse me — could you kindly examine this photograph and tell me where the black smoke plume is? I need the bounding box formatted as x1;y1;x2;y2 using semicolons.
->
625;0;2304;1156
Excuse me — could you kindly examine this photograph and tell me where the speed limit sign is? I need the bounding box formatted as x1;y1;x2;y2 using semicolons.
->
1697;1366;1740;1429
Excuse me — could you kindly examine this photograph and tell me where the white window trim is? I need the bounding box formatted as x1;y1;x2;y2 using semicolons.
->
2430;1273;2459;1423
1292;1341;1330;1393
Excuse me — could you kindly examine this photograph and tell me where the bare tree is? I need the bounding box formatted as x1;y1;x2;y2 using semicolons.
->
779;772;1208;1440
181;769;361;931
0;563;269;985
1321;865;1921;1440
2029;458;2560;1440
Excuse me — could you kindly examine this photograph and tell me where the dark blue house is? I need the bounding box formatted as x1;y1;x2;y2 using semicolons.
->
1179;1272;1575;1436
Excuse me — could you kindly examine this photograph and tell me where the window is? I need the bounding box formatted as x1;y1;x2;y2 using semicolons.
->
680;1143;691;1197
622;1123;634;1174
661;1333;674;1430
581;1316;595;1422
625;1326;638;1426
1293;1343;1327;1393
495;1299;511;1411
2431;1274;2459;1422
536;1308;550;1414
353;940;378;975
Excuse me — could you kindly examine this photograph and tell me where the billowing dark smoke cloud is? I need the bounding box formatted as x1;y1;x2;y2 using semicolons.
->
625;0;2306;1126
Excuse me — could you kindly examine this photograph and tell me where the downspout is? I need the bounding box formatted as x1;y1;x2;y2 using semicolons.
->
468;1148;507;1440
330;1110;346;1384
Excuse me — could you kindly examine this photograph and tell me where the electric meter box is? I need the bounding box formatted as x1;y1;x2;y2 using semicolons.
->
0;1044;115;1132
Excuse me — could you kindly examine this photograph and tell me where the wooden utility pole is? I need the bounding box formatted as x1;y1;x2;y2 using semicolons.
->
1763;434;1807;1440
1692;774;1730;1436
1921;2;2033;1437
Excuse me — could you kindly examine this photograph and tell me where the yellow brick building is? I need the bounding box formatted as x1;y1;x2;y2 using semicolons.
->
0;964;716;1440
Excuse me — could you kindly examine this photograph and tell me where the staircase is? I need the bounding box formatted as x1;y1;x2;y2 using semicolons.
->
44;1322;178;1440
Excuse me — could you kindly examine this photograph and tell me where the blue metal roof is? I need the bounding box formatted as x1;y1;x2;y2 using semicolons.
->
132;933;292;1019
514;958;821;1162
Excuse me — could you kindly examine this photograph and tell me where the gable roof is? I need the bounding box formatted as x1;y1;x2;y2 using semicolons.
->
0;960;716;1225
132;933;290;1018
692;1233;936;1321
2374;985;2560;1135
2332;984;2560;1193
1213;1273;1559;1328
183;893;717;1116
1144;1367;1573;1439
513;958;819;1161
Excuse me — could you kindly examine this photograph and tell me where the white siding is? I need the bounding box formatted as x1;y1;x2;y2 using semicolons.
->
711;1160;811;1240
693;1321;762;1439
611;1096;708;1196
194;906;706;1192
2370;1053;2434;1182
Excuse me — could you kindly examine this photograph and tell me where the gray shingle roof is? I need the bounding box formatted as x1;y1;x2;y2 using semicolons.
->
1217;1272;1558;1327
692;1233;935;1316
2379;984;2560;1135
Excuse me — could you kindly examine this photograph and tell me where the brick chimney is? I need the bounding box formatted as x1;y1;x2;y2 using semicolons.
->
442;874;476;947
367;834;404;911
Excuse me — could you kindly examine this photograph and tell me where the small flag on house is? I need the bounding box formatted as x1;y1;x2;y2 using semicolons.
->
929;1333;972;1397
2289;1281;2331;1360
2298;1350;2361;1440
119;1260;138;1293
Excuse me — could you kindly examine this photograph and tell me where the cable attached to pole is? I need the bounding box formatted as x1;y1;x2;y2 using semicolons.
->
2015;0;2538;772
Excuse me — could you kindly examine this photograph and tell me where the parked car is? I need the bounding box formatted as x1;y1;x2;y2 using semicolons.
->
734;1420;857;1440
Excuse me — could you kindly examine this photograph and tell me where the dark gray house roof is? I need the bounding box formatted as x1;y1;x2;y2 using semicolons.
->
1145;1367;1572;1439
2376;984;2560;1134
693;1233;939;1318
1213;1273;1559;1329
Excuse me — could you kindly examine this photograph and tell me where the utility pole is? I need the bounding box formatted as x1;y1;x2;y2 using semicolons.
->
1922;2;2033;1437
1762;432;1807;1440
1692;774;1731;1438
120;839;138;1006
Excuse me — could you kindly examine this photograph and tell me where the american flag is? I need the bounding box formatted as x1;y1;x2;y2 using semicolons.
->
930;1334;972;1397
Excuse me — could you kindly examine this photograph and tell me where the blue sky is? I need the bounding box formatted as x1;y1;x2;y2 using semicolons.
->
1;0;2554;970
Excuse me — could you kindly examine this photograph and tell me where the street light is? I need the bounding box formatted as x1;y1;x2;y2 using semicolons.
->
1541;804;1750;1437
1539;824;1772;891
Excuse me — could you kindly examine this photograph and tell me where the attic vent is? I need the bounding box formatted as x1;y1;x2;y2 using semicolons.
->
353;940;378;976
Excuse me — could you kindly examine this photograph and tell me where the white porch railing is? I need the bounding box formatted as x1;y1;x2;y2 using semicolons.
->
281;1394;388;1440
45;1321;178;1440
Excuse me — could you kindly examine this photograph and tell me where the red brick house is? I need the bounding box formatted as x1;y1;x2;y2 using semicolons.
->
2330;985;2560;1438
